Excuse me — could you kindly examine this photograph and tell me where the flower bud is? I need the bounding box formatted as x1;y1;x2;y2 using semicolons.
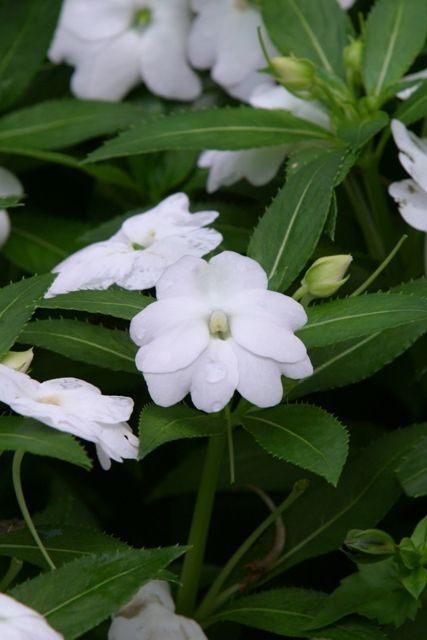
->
0;349;33;373
345;528;396;557
343;39;363;73
270;56;315;91
295;254;352;302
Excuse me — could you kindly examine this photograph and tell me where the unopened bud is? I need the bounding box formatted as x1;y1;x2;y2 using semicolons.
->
345;529;396;557
343;39;363;73
270;56;315;91
294;255;352;302
0;349;33;373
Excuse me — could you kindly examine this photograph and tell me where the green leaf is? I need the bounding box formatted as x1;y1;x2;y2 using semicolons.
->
298;293;427;348
40;288;153;321
264;424;427;576
0;274;54;357
0;417;91;469
362;0;427;99
10;547;185;640
86;108;334;162
337;112;389;148
0;525;129;569
0;0;62;110
394;81;427;125
241;404;348;485
0;195;23;208
3;213;88;274
0;99;146;151
139;405;225;459
19;318;138;373
309;558;419;629
396;434;427;497
210;587;387;639
248;148;346;292
261;0;353;78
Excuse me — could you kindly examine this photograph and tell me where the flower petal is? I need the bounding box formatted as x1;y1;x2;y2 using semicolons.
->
190;339;238;413
0;167;23;198
188;0;223;69
280;355;314;379
130;298;208;346
225;289;308;331
156;256;210;300
250;85;330;129
0;593;63;639
391;119;427;192
208;251;268;296
57;0;130;41
144;363;195;407
0;365;39;404
389;179;427;231
96;421;138;467
232;341;284;407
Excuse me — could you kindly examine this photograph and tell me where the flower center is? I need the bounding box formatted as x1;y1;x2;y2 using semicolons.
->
131;229;156;251
208;310;229;339
37;394;62;406
132;8;151;30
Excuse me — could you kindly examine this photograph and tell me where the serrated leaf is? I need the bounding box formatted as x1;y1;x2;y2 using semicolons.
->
86;108;334;162
241;404;348;485
0;99;146;151
362;0;427;99
210;587;387;639
248;148;347;292
261;0;353;79
10;547;186;640
0;525;129;569
0;417;91;469
3;213;88;274
298;293;427;348
19;318;138;373
139;405;225;459
40;288;153;321
0;274;54;357
263;424;426;577
0;0;62;111
337;112;389;148
394;81;427;125
396;434;427;497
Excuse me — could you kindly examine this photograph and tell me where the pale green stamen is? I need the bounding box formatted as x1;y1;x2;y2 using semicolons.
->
133;8;151;29
208;310;229;339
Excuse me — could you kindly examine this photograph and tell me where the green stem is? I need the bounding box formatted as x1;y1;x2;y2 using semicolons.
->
225;405;235;485
176;434;226;616
350;234;408;297
360;159;395;258
0;558;23;591
344;174;387;262
196;479;309;621
12;451;56;571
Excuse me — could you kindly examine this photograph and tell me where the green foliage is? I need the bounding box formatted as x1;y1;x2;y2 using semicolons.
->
336;112;389;148
0;417;91;469
394;81;427;124
40;288;153;321
397;436;427;497
10;547;186;639
241;404;348;485
139;405;226;459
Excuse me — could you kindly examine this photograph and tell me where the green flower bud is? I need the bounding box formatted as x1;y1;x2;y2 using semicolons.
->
270;56;315;91
343;39;363;73
345;528;396;557
294;254;352;302
0;349;33;373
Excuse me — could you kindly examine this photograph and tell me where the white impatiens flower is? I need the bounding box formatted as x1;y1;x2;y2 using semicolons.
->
130;251;312;413
49;0;201;102
0;167;23;248
188;0;278;100
45;193;222;298
389;120;427;232
0;593;63;639
109;580;207;640
199;83;330;192
0;365;138;470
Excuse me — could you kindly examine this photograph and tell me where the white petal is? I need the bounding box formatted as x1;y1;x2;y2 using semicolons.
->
337;0;356;8
233;341;284;407
391;119;427;192
190;339;238;413
188;0;223;69
0;593;63;640
139;0;201;101
144;363;195;407
225;289;308;331
0;167;23;198
135;321;210;373
156;256;210;300
0;209;11;247
397;69;427;100
71;32;141;101
280;355;314;379
389;179;427;231
46;242;136;298
250;85;330;129
130;298;208;346
96;421;139;465
0;365;39;404
56;0;130;41
117;250;168;290
230;314;307;363
48;27;100;65
208;251;268;296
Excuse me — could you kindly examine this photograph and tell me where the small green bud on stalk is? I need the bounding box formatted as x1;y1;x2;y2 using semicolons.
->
343;39;363;74
345;528;396;557
270;56;315;92
293;254;352;304
0;349;33;373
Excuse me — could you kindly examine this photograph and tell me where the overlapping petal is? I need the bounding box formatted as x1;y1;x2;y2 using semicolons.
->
0;593;63;640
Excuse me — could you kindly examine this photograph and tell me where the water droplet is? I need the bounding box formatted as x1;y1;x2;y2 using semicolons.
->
212;402;223;412
206;362;226;383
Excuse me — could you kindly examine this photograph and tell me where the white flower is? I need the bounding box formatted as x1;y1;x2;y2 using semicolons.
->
0;167;23;248
337;0;356;8
109;580;207;640
49;0;201;102
396;68;427;100
389;119;427;232
0;365;138;470
45;193;222;298
0;593;63;640
188;0;278;100
199;84;330;192
130;251;312;413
